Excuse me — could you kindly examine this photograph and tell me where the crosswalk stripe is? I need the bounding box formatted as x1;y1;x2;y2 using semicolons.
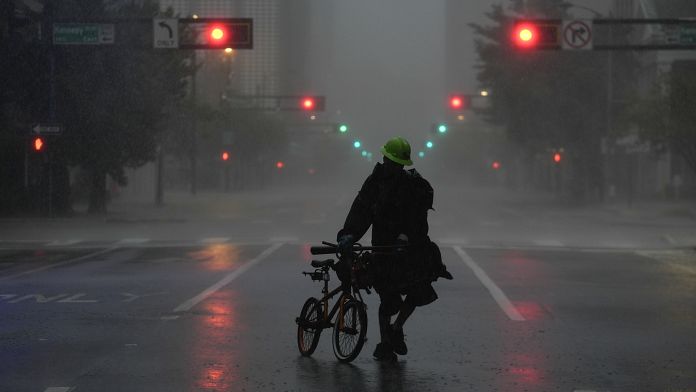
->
199;237;231;244
47;240;83;246
118;238;150;245
533;239;564;247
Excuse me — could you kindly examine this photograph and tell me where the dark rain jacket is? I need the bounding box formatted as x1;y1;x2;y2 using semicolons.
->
337;163;433;247
337;163;435;290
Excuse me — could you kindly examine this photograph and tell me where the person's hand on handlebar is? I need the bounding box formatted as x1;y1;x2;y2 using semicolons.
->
337;234;355;254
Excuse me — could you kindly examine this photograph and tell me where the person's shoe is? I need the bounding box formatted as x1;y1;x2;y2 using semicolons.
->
390;326;408;355
373;342;397;361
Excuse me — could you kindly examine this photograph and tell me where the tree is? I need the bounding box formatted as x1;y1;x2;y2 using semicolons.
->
52;0;190;213
633;61;696;175
470;0;634;202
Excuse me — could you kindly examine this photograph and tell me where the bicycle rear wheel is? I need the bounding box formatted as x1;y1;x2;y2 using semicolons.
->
332;300;367;362
297;297;323;356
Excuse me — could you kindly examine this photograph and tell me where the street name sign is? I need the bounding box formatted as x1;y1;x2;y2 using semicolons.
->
53;23;115;45
153;18;179;48
32;124;62;135
562;20;593;50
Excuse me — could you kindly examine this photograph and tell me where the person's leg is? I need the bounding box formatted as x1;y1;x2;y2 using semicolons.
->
373;291;401;361
393;301;415;330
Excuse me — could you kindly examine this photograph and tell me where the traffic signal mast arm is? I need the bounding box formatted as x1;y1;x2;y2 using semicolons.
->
512;18;696;51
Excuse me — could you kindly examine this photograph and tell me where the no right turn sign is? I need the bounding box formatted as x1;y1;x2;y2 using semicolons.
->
562;20;593;50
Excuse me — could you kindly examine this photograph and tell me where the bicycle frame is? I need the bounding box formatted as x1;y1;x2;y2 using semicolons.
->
315;256;366;330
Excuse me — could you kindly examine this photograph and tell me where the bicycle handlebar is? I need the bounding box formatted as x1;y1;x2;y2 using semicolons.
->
310;242;408;255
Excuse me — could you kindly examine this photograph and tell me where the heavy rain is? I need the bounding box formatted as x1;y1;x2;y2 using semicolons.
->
1;0;695;391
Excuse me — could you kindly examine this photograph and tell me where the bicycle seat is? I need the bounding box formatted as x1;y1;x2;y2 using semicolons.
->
311;259;334;268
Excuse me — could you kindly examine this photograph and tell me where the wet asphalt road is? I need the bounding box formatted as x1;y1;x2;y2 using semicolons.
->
0;185;695;391
1;242;694;391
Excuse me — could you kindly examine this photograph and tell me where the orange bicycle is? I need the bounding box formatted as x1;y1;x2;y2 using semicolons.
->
296;241;402;362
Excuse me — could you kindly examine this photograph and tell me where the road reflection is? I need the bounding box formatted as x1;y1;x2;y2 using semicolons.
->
495;250;550;388
188;244;241;271
192;290;239;391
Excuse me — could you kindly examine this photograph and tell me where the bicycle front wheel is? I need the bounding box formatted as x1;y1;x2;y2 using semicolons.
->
297;297;323;356
332;300;367;362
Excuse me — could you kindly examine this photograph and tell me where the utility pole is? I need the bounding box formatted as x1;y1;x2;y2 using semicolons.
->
190;50;198;195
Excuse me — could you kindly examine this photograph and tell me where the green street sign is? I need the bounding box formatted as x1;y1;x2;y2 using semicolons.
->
53;24;115;45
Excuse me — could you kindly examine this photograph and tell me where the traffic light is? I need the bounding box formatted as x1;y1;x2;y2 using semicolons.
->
553;152;562;164
437;123;448;134
449;95;467;111
276;161;285;169
492;161;501;170
208;25;227;43
299;96;325;112
418;151;425;158
338;124;349;133
425;141;434;149
221;151;230;161
33;137;45;152
353;140;361;149
512;21;560;50
177;18;253;50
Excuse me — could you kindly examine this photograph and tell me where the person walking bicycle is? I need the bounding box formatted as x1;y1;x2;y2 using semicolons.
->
337;136;452;361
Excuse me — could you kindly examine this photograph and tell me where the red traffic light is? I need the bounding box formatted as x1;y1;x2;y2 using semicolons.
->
207;24;230;45
492;161;501;170
449;95;466;110
512;21;561;50
301;98;315;110
33;137;44;152
276;161;285;169
513;23;538;48
553;153;562;163
221;151;230;161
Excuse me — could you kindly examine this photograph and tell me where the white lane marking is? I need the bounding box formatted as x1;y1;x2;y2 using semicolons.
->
161;315;180;321
47;240;83;246
172;242;284;313
118;238;150;245
437;238;468;245
0;247;118;281
200;237;231;244
45;388;74;392
57;293;99;303
452;246;525;321
533;239;564;247
662;234;678;245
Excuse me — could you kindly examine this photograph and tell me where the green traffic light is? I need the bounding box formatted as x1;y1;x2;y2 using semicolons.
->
339;124;348;133
353;140;361;149
361;150;367;157
426;141;434;149
418;151;425;158
438;124;447;133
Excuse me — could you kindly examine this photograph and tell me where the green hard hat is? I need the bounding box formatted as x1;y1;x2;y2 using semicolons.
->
380;137;413;166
